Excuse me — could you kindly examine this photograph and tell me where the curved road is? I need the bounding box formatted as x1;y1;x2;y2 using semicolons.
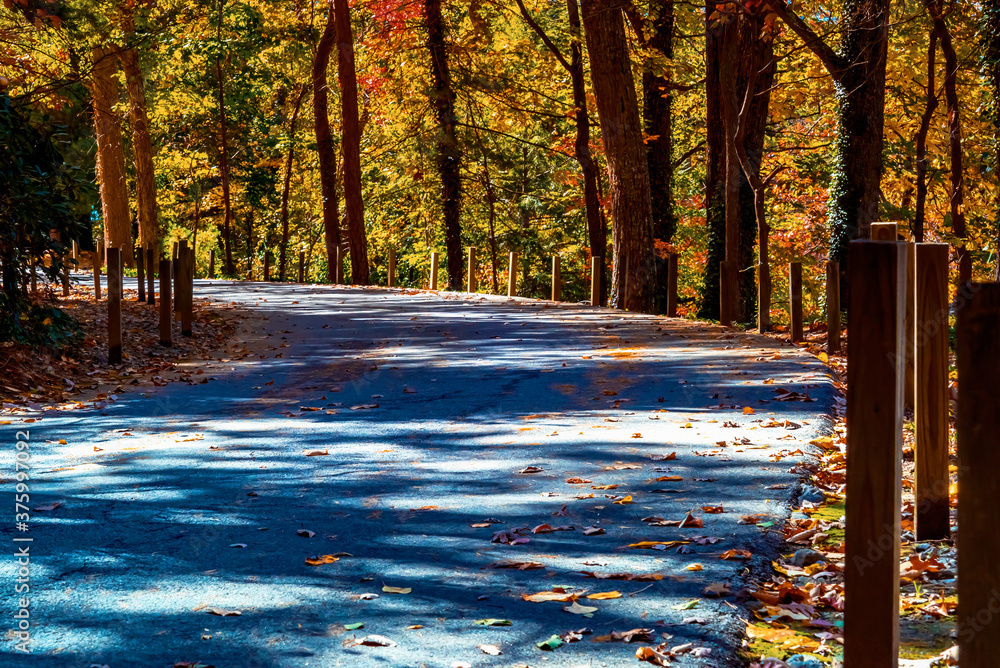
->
2;281;835;667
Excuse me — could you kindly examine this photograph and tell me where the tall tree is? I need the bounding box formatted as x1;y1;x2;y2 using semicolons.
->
313;0;340;283
927;0;971;291
513;0;608;305
90;45;133;265
279;83;310;281
767;0;891;268
118;10;158;255
913;30;938;244
580;0;655;312
334;0;369;284
987;0;1000;281
216;0;235;274
424;0;463;290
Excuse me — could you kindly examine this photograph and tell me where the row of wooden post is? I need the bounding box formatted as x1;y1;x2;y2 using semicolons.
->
843;233;999;665
94;241;196;364
410;248;679;315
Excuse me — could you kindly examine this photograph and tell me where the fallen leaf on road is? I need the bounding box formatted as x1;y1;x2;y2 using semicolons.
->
656;476;682;482
582;526;605;536
352;635;396;647
564;601;598;615
595;628;653;643
743;406;755;415
649;453;676;461
351;404;380;410
297;530;315;538
304;450;329;457
206;608;241;616
720;549;752;560
33;502;62;511
382;586;411;594
704;582;732;597
305;555;339;566
229;543;247;549
491;560;544;570
523;589;578;603
685;563;703;571
702;505;724;514
537;635;565;650
591;484;618;490
344;622;364;630
613;495;633;505
518;466;544;474
565;478;592;484
478;644;502;656
586;591;621;600
628;540;689;550
635;645;673;666
474;619;512;626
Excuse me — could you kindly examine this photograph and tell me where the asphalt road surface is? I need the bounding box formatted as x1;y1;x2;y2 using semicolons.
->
2;280;835;667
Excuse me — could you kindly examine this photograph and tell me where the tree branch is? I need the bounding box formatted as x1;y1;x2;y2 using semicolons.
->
763;0;846;80
513;0;574;73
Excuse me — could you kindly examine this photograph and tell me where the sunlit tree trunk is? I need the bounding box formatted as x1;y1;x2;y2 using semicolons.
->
988;0;1000;280
334;0;369;284
580;0;655;313
424;0;463;290
313;0;341;283
90;45;133;266
914;31;937;244
118;38;157;255
279;83;310;281
216;0;235;275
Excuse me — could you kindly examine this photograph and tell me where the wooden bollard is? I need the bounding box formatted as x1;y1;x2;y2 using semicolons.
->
93;250;102;300
957;281;1000;666
870;222;897;240
172;241;178;261
30;258;37;294
789;261;803;342
263;250;271;282
146;247;155;305
176;240;188;321
387;248;396;287
872;224;914;410
298;251;305;283
61;257;70;297
590;256;601;306
667;253;678;317
551;255;561;301
467;247;477;293
107;248;122;364
429;252;439;290
844;240;905;666
137;248;146;302
507;252;518;297
182;249;193;337
159;259;172;346
71;240;78;261
826;260;840;354
208;249;216;279
915;243;950;540
335;246;344;284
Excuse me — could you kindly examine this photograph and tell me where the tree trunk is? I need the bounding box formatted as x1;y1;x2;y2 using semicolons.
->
928;1;971;290
216;0;235;275
580;0;655;313
988;0;1000;281
313;0;341;283
118;45;158;254
914;31;937;244
424;0;463;290
279;83;310;281
90;45;133;266
699;0;726;320
334;0;369;285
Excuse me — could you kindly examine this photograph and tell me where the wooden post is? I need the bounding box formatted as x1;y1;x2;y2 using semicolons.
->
844;240;905;667
590;256;601;306
335;246;344;284
107;248;122;364
93;250;102;300
826;261;841;354
622;255;629;309
551;255;561;301
720;260;736;327
467;246;477;293
298;251;305;282
870;222;897;241
208;249;215;279
61;257;70;297
176;240;187;321
507;252;518;297
914;244;949;541
159;258;172;346
429;252;439;290
667;253;678;317
136;248;146;302
182;248;193;337
30;258;37;294
904;242;916;411
172;241;178;260
789;262;803;343
388;248;396;287
146;247;155;305
71;240;78;261
263;250;271;282
957;281;1000;667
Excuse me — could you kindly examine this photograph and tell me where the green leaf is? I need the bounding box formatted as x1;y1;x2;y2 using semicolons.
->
474;618;513;627
537;635;564;651
344;622;364;630
674;599;699;610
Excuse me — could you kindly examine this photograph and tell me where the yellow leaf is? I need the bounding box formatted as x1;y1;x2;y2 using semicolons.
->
743;406;755;415
305;555;339;566
382;586;412;594
627;540;689;549
522;590;577;603
586;591;622;600
685;563;703;571
613;495;633;505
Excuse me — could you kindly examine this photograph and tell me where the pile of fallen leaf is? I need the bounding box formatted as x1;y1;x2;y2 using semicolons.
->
740;324;959;667
0;280;245;411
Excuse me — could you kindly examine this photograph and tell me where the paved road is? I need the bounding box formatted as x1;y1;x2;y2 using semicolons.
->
2;281;834;667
